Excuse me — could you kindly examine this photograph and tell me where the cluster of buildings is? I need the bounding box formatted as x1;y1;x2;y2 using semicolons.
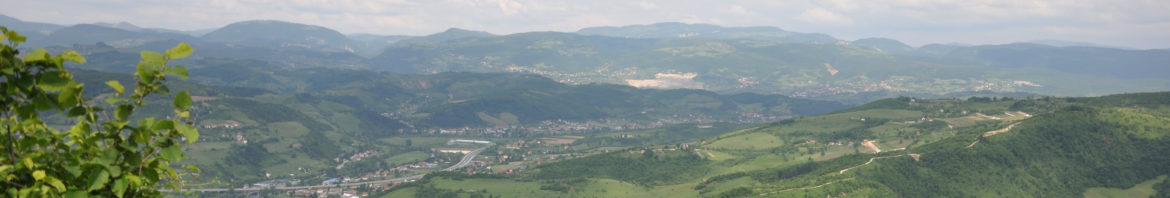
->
898;116;936;124
201;120;241;129
335;150;379;163
289;182;397;198
251;179;299;188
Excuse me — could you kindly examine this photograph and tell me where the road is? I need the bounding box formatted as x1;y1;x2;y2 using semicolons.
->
176;146;489;193
442;146;488;171
968;122;1021;148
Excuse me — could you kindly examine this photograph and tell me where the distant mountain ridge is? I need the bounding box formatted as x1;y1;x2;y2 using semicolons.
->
850;37;914;54
1027;39;1135;49
4;14;1168;104
395;28;495;45
0;14;64;42
201;20;353;51
32;24;198;48
577;22;839;44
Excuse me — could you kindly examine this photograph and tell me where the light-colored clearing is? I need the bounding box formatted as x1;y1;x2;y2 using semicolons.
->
536;137;578;145
975;113;1002;120
839;154;911;174
862;140;881;153
983;122;1021;137
969;122;1021;148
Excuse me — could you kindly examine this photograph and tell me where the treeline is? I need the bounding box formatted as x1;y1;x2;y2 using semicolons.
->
1156;178;1170;198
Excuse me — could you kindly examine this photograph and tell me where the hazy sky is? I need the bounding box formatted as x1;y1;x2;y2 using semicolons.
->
3;0;1168;49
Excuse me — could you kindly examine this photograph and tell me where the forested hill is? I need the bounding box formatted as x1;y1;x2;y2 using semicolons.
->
698;92;1170;197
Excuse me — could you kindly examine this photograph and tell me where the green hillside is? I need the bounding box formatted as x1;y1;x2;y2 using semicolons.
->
852;38;914;54
380;92;1170;198
53;66;845;187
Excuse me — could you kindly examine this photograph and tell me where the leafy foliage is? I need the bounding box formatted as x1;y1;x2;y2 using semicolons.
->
1156;178;1170;198
0;27;199;197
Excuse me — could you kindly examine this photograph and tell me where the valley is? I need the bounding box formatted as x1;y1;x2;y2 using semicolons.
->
2;12;1168;198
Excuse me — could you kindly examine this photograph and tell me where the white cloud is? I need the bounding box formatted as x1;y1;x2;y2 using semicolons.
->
795;8;853;26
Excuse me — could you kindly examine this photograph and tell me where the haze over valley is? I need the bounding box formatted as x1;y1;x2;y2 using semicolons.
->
2;1;1169;197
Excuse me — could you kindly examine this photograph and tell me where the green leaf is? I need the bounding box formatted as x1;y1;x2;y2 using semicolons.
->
173;91;192;110
115;105;133;121
67;107;87;117
57;82;81;107
165;42;193;59
177;124;199;144
32;170;45;181
166;65;189;79
104;97;127;106
161;145;181;161
136;60;157;83
105;80;124;95
107;165;122;177
132;130;150;143
47;177;66;192
125;175;141;186
64;165;82;178
60;50;86;64
22;157;34;169
64;191;87;198
36;71;69;91
16;104;35;119
4;30;26;43
111;177;127;198
86;169;109;192
140;51;164;64
34;95;53;110
23;49;48;62
153;120;174;131
1;64;12;74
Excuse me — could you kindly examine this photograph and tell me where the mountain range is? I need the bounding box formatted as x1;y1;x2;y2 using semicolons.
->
5;14;1168;104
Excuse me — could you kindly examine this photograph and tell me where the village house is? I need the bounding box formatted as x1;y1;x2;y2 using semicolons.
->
201;120;241;129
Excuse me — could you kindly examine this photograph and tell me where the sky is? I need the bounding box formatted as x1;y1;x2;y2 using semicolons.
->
3;0;1169;49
